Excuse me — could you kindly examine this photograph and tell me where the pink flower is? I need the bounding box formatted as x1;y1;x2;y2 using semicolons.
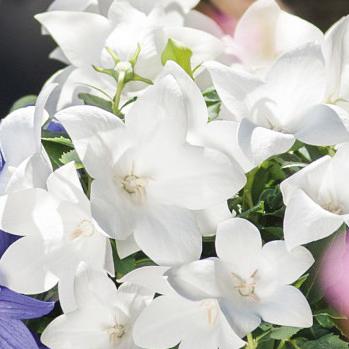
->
320;231;349;316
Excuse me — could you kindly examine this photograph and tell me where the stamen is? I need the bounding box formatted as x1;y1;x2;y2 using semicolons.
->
70;219;95;240
107;324;126;344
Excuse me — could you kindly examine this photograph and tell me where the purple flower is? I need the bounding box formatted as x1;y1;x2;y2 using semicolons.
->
0;286;54;349
46;119;66;134
0;231;19;258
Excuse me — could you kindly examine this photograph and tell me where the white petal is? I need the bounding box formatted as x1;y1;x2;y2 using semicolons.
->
260;241;314;285
216;218;262;279
295;104;349;145
284;189;344;250
119;266;175;296
48;0;94;11
125;73;187;143
265;43;326;127
0;237;58;294
148;146;246;210
91;178;135;240
218;298;261;338
116;235;140;259
74;266;117;309
162;27;225;66
196;120;255;172
204;61;263;118
5;152;52;194
257;285;313;328
238;118;295;166
185;10;224;38
159;61;209;140
0;188;59;237
134;205;202;266
34;83;58;143
35;11;110;67
98;0;112;15
41;309;111;349
0;108;37;167
46;162;88;210
323;16;349;100
195;202;233;237
56;106;125;179
280;155;331;204
234;0;323;67
166;259;221;300
134;296;239;349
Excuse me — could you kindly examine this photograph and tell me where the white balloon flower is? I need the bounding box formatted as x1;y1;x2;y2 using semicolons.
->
119;266;246;349
42;266;153;349
0;162;114;312
55;70;246;265
166;218;314;337
36;0;225;110
206;43;349;167
281;143;349;250
232;0;324;70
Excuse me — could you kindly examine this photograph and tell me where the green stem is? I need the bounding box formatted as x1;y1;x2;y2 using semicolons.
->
112;71;126;117
245;334;257;349
276;340;286;349
243;167;258;210
289;340;302;349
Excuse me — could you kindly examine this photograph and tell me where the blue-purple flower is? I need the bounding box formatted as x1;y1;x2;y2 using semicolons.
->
0;286;54;349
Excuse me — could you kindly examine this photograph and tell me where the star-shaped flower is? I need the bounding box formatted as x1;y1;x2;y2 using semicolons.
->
0;162;113;312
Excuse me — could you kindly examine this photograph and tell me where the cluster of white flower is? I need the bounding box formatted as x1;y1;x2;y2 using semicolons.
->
1;0;349;348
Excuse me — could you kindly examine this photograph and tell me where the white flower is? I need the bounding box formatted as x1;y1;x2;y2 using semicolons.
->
281;143;349;250
47;0;200;15
0;162;113;312
323;15;349;110
134;296;245;349
56;71;246;265
166;218;314;336
119;267;245;349
36;0;225;110
41;266;153;349
0;84;55;194
206;43;349;166
233;0;323;70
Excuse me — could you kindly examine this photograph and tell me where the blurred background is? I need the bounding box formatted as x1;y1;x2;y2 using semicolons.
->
0;0;348;117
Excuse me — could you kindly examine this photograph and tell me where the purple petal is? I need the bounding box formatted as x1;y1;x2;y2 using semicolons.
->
46;119;66;134
0;231;19;258
0;150;5;173
0;287;54;320
0;319;39;349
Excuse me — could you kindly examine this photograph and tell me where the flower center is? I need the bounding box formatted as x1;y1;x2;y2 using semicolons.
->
323;201;343;215
120;174;148;203
200;300;219;326
231;271;259;301
107;324;126;345
70;219;95;240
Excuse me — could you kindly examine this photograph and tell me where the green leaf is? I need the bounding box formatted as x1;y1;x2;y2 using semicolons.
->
10;95;37;112
270;326;301;340
314;310;347;329
203;87;220;104
42;136;74;148
208;102;221;121
161;38;193;77
42;137;74;169
299;334;349;349
111;240;136;279
78;93;113;113
59;150;84;169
